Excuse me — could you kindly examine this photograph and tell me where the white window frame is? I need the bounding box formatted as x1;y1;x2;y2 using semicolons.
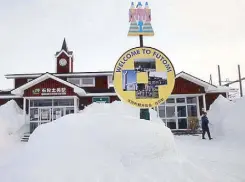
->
157;95;201;130
67;78;80;86
67;77;95;87
107;75;113;88
80;77;95;87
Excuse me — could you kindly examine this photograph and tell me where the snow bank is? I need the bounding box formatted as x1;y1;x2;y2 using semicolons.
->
0;100;24;135
0;102;214;182
0;100;24;150
207;94;234;137
208;95;245;144
80;101;160;122
0;118;15;150
221;96;245;141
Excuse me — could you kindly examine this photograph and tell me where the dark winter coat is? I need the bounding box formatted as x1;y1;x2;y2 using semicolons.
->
201;115;209;129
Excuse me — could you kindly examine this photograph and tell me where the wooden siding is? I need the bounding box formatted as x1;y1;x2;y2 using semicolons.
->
24;78;76;97
110;96;120;102
57;52;70;73
198;93;227;114
15;78;28;88
206;93;226;111
172;77;205;94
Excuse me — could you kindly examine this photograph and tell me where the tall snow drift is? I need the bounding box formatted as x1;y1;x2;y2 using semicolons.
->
208;95;245;144
207;94;234;137
221;97;245;141
0;100;24;134
80;101;160;122
0;100;24;150
0;101;214;182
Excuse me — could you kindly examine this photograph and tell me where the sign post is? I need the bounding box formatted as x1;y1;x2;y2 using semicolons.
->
113;2;175;121
139;35;150;120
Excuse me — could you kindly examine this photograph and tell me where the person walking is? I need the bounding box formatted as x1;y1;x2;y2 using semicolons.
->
201;112;213;140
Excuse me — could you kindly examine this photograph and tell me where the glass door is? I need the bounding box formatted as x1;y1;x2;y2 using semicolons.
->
65;107;74;115
52;108;64;121
165;106;177;129
39;108;51;123
176;105;188;129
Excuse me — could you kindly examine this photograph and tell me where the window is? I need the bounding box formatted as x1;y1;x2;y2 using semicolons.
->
176;98;185;103
53;99;74;106
30;100;52;107
107;75;113;87
158;106;165;117
67;78;80;86
177;106;187;117
67;77;95;87
187;105;197;117
166;119;176;129
166;98;175;103
187;97;197;104
166;106;175;118
81;77;95;87
178;118;188;129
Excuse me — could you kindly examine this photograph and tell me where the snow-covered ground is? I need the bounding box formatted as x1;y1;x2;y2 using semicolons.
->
0;98;244;182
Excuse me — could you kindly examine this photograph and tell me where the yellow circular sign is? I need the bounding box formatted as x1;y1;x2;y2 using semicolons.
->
113;47;176;108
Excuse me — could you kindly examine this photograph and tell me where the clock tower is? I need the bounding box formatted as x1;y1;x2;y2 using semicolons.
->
55;38;74;73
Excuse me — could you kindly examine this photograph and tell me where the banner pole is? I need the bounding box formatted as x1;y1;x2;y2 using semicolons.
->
139;35;150;120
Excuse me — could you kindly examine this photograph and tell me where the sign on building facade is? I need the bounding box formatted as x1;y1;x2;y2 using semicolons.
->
32;87;67;96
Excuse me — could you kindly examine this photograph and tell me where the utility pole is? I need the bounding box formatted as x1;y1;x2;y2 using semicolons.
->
238;64;243;97
209;74;213;84
218;65;221;86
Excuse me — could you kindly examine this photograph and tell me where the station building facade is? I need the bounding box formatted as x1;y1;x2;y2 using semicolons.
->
0;39;236;132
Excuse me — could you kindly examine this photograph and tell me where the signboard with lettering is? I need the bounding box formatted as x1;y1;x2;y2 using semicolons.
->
113;47;175;108
32;87;67;96
92;97;110;103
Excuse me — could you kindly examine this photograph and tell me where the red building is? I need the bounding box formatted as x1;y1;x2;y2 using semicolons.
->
0;39;236;134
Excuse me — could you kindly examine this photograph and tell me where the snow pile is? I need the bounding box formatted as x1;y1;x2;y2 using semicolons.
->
0;118;15;150
0;102;214;182
221;96;245;141
208;95;245;143
207;94;234;137
80;101;160;122
0;100;24;135
0;100;24;150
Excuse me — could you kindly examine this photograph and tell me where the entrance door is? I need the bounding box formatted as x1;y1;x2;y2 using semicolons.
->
165;106;177;129
52;108;64;120
39;108;51;123
165;105;188;130
176;105;188;129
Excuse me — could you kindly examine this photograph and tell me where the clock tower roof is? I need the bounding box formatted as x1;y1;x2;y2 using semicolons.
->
55;38;73;56
61;38;68;52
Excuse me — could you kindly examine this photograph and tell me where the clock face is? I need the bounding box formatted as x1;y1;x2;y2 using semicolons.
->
59;58;67;66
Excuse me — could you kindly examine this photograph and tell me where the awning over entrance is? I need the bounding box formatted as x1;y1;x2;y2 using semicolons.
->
11;73;86;96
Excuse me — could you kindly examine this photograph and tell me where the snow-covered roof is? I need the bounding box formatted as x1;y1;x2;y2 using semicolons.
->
176;71;216;89
11;73;86;96
0;89;12;92
206;86;238;93
176;71;235;93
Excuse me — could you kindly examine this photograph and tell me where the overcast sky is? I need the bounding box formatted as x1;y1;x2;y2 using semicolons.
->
0;0;245;90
